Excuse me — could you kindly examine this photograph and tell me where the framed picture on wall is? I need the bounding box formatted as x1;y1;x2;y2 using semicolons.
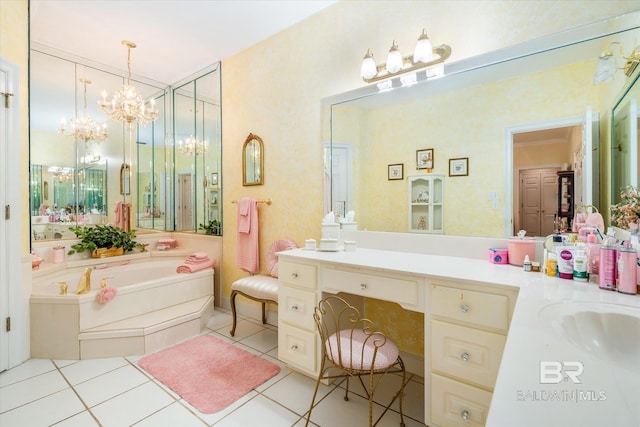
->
388;163;404;180
449;157;469;177
416;149;434;170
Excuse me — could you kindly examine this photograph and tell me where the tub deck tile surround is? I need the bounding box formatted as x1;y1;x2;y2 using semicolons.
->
30;255;214;360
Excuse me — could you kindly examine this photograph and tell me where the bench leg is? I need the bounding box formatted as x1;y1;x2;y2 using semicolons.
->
230;290;239;337
261;302;267;324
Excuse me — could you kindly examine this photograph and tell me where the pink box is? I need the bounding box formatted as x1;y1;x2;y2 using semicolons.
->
489;248;509;264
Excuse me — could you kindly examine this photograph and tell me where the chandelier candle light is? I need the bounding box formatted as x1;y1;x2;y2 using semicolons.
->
60;78;108;143
360;28;452;84
177;135;208;156
99;40;158;126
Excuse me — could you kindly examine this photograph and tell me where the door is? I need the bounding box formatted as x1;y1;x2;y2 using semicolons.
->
519;169;558;237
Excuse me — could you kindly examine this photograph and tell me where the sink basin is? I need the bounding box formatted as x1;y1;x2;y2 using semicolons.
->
539;301;640;374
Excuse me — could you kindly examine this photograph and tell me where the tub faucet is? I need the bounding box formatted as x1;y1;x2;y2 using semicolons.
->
76;267;92;294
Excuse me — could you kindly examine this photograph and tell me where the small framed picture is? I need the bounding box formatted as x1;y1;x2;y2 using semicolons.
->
388;163;404;180
449;157;469;177
416;148;434;170
211;172;218;186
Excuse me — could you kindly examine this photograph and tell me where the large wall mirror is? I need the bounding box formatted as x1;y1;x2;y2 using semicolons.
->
324;11;640;238
30;45;222;243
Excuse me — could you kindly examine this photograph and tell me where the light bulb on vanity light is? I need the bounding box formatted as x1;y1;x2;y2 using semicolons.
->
360;49;377;80
413;29;434;63
385;40;403;74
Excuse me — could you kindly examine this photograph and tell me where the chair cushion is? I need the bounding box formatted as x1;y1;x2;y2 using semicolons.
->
325;329;399;371
266;239;298;278
231;275;279;302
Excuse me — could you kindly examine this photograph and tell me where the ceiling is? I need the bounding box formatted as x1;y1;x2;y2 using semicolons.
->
30;0;338;85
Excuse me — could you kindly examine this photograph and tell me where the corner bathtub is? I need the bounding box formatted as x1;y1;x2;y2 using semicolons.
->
30;257;214;359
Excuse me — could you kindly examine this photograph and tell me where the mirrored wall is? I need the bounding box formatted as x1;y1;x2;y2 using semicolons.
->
30;47;222;242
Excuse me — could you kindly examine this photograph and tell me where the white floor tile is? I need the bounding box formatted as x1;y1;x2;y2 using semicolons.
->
180;390;259;425
0;370;69;412
133;401;207;426
214;394;300;426
206;311;233;330
262;371;335;416
0;359;56;387
91;382;174;427
53;410;100;426
59;357;128;385
73;364;151;407
239;328;278;353
221;319;265;341
0;388;85;427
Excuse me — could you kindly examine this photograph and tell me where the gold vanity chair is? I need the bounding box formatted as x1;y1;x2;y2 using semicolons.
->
305;295;408;427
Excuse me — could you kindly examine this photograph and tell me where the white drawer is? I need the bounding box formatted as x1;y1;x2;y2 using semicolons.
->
430;284;509;332
279;285;317;331
279;261;317;290
322;267;420;309
431;373;492;427
278;323;318;375
431;320;506;390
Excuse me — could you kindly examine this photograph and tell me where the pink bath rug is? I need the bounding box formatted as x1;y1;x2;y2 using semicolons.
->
138;334;280;414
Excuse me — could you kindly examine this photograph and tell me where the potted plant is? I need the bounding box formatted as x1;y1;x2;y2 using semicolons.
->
68;225;145;257
199;219;221;235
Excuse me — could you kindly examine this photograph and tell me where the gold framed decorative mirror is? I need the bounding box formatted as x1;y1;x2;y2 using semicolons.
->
242;133;264;186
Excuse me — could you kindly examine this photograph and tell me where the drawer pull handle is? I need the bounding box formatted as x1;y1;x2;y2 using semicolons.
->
460;304;470;313
291;273;298;279
461;352;470;361
290;304;299;311
360;283;367;290
461;410;470;420
291;345;298;351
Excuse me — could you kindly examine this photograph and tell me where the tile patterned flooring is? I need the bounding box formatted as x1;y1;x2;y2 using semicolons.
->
0;309;426;426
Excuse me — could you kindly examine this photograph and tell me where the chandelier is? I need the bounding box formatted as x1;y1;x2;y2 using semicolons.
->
177;136;208;156
360;28;452;84
48;166;74;182
99;40;158;125
60;78;108;143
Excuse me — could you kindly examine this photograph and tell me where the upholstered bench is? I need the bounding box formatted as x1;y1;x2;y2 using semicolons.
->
229;238;298;336
229;274;280;336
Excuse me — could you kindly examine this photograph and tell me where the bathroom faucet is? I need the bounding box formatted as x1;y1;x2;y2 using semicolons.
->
76;267;92;294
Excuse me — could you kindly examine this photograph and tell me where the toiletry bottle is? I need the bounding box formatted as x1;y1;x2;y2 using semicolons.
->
546;252;557;277
573;250;588;282
599;246;617;291
617;241;638;294
523;254;532;272
586;231;599;283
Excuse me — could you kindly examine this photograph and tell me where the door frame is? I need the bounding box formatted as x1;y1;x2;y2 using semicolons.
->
503;112;598;237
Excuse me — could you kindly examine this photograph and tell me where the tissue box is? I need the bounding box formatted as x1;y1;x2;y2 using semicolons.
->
488;248;509;264
319;239;338;251
321;223;340;240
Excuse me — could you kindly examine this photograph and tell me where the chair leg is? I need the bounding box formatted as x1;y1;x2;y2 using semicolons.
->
229;290;238;337
305;360;326;426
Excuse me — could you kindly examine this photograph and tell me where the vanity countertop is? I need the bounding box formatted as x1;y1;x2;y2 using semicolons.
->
278;247;640;426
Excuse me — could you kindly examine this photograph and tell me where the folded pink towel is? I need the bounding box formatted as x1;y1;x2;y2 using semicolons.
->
185;257;211;265
237;198;253;234
188;252;208;260
176;258;215;273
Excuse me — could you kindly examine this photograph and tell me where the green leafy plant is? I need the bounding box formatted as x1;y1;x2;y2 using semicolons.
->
199;219;221;236
67;225;145;255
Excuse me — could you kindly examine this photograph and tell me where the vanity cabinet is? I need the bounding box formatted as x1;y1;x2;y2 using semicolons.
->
277;260;320;377
408;174;444;234
429;280;517;427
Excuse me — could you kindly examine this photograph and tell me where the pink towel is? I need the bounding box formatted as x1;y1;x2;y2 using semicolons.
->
176;258;215;273
236;197;259;274
114;201;124;230
188;252;208;260
238;198;252;233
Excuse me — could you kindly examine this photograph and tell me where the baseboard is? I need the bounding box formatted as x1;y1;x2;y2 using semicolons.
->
401;350;424;378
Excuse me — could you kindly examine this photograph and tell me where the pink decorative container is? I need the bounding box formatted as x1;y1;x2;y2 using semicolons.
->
507;238;536;266
488;248;509;264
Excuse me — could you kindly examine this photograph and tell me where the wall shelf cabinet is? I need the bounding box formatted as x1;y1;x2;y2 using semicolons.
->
557;171;574;228
408;174;444;234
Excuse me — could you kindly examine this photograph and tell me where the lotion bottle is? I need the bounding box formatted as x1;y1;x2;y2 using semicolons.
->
586;231;599;283
573;250;588;282
617;241;638;294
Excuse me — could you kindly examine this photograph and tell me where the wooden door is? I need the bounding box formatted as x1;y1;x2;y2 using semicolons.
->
519;169;558;237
